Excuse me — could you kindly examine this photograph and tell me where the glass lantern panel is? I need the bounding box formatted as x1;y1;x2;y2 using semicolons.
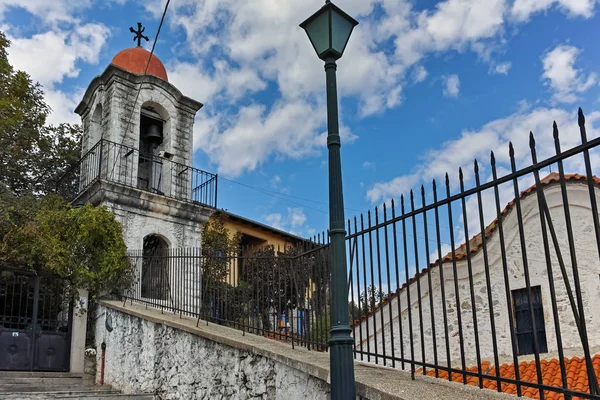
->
305;10;330;56
331;11;354;55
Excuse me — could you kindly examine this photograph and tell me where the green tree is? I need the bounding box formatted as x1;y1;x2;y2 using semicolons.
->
201;213;241;283
360;285;385;315
200;213;244;324
0;31;82;196
0;196;133;298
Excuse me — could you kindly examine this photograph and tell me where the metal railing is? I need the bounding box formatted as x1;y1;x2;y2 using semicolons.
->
121;109;600;399
56;139;218;208
346;108;600;399
123;242;332;351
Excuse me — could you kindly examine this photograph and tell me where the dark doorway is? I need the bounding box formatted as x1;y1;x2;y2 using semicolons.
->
141;235;170;300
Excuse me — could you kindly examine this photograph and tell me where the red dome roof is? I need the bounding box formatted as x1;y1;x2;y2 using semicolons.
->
111;47;168;81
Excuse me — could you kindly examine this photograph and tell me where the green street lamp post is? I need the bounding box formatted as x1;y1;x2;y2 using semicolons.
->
300;2;358;399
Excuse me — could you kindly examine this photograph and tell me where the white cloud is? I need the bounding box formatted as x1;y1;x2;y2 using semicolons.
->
391;0;508;66
542;44;596;103
490;61;512;75
169;60;267;104
442;74;460;97
363;161;376;170
146;0;600;176
0;0;88;24
263;207;307;232
196;100;328;176
368;173;421;205
270;175;282;188
6;24;109;88
264;213;284;231
0;0;128;26
4;23;109;125
412;65;428;83
44;88;84;126
511;0;598;21
289;208;307;229
367;105;599;205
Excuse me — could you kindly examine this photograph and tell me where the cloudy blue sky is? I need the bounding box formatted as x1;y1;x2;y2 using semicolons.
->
2;0;600;239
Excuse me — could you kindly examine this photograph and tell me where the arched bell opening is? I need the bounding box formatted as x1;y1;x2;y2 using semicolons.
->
140;234;170;300
137;102;170;195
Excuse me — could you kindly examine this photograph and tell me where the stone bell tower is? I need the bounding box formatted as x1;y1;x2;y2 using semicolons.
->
71;25;216;253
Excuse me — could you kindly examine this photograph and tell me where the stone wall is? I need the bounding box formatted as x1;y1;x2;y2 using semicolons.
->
94;301;518;400
106;196;205;250
94;303;329;399
355;183;600;368
77;65;201;167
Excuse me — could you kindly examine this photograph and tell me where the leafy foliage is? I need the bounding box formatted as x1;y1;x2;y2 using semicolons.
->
0;195;133;298
360;285;385;315
0;31;82;196
237;244;329;331
201;213;241;283
0;31;128;299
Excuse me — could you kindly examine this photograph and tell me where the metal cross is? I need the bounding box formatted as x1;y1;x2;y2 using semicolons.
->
129;22;149;47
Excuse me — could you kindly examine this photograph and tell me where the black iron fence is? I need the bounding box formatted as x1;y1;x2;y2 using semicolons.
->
124;241;332;351
56;139;218;208
122;109;600;399
346;109;600;399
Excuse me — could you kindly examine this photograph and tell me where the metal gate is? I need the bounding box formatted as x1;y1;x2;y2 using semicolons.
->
0;268;73;371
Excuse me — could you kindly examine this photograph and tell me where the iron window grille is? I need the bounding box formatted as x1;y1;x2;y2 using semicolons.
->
512;286;548;356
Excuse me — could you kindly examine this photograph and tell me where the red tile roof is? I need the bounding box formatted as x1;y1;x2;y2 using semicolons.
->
417;354;600;399
111;46;168;81
437;173;600;265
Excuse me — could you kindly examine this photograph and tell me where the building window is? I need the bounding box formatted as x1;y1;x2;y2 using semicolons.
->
512;286;548;355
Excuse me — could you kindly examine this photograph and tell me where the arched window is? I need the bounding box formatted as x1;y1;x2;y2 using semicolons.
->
138;102;169;194
89;104;103;150
141;235;170;300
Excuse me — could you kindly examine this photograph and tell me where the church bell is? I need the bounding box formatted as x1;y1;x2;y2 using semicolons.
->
143;124;163;148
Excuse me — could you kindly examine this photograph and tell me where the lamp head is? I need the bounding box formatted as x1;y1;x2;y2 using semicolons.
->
300;1;358;61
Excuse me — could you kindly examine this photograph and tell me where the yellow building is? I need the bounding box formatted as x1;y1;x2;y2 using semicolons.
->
209;210;321;337
210;210;308;287
216;210;307;251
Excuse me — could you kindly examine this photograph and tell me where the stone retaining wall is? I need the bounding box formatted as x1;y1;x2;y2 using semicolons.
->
94;303;329;399
94;301;516;400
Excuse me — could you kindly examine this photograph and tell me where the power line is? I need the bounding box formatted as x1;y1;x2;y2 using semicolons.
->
219;176;328;214
219;177;455;233
219;176;367;214
122;1;171;141
105;1;172;188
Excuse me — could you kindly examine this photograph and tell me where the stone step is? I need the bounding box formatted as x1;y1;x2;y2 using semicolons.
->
0;392;153;400
0;384;114;392
0;377;87;386
0;372;83;378
0;371;153;399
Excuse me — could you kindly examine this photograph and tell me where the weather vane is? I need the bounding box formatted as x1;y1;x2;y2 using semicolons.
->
129;22;149;47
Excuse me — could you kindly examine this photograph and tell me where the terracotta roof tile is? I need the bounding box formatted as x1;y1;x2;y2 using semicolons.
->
420;354;600;399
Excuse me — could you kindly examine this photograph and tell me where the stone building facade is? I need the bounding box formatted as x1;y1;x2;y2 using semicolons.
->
354;174;600;369
71;45;215;312
73;45;213;251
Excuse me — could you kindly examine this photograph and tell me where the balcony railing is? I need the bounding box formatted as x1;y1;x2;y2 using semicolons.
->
56;139;217;208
